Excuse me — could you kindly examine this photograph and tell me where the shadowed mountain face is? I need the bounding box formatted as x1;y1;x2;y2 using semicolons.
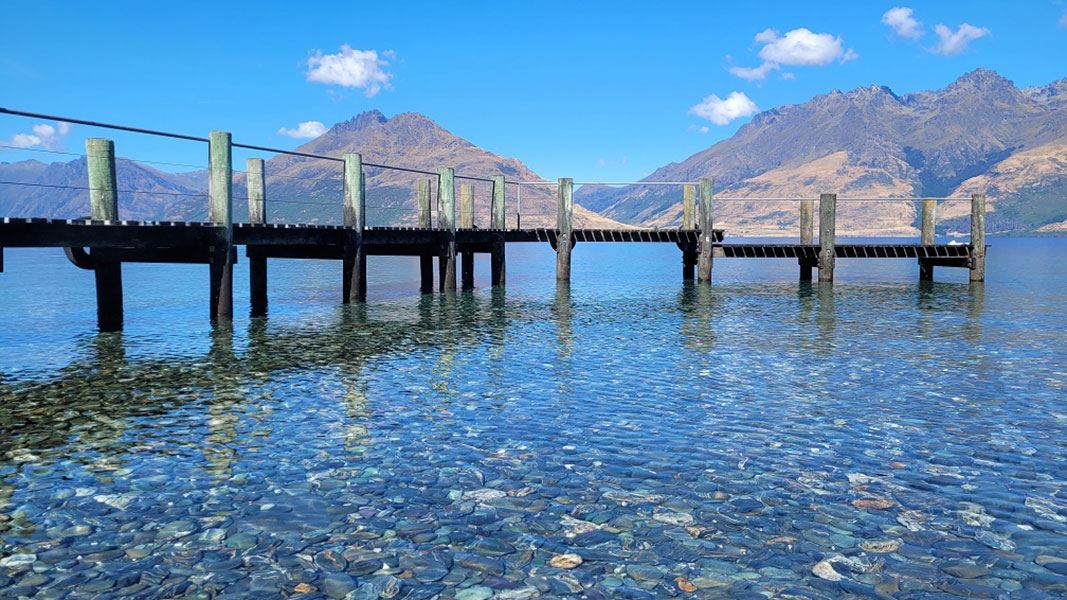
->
576;69;1067;235
0;112;617;228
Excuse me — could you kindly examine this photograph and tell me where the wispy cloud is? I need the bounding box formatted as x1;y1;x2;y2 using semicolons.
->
882;7;923;39
1058;11;1067;28
4;121;71;151
689;92;758;126
933;23;990;55
728;28;856;82
306;45;394;97
278;121;327;139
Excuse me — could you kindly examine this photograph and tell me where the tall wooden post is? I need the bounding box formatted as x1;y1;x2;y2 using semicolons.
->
799;198;815;281
970;193;986;282
682;185;696;229
342;153;366;302
818;193;836;283
490;175;506;286
919;198;937;281
460;183;475;289
439;167;457;291
247;158;268;315
697;177;714;282
208;130;233;321
556;178;573;282
417;178;434;293
86;138;123;331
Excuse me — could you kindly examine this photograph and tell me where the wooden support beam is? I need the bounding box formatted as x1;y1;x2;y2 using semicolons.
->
247;158;268;315
208;131;233;321
86;138;123;331
970;193;986;282
342;153;367;302
460;183;474;289
556;178;573;282
920;198;936;245
439;167;457;291
697;177;714;282
682;184;696;230
800;198;814;280
417;178;434;293
818;193;836;283
490;175;506;286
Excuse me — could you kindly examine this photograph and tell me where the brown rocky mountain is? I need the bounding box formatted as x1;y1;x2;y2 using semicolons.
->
576;69;1067;235
0;111;616;229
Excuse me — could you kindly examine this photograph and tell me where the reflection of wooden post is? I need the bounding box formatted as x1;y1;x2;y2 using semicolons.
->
208;130;233;321
247;158;268;315
919;198;936;281
342;153;366;302
818;193;836;283
439;168;457;291
697;177;713;282
970;193;986;282
556;178;573;282
460;183;474;289
417;178;434;293
86;138;123;331
799;198;814;281
490;175;506;286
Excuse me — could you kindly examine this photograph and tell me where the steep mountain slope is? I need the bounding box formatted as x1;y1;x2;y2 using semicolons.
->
0;112;616;228
577;69;1067;235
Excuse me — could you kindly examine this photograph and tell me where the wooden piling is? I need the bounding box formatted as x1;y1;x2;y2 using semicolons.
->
417;178;434;293
556;178;573;282
86;138;123;331
697;177;714;282
818;193;836;283
799;198;815;280
439;167;457;291
918;198;937;281
490;175;506;286
460;183;474;289
342;153;367;302
247;158;268;315
970;193;986;282
208;131;233;321
682;184;696;230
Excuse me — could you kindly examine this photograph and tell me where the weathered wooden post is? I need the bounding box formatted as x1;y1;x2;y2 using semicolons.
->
556;178;573;282
247;158;268;315
208;130;233;321
919;198;937;281
818;193;836;282
86;138;122;331
417;178;434;293
460;183;475;289
490;175;506;286
681;184;697;280
799;198;815;280
970;193;986;282
697;177;714;282
342;153;366;302
439;167;457;291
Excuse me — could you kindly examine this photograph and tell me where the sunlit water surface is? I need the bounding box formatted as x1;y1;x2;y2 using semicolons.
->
0;238;1065;599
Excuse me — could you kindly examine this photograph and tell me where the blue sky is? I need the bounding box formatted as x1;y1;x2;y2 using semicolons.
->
1;1;1065;181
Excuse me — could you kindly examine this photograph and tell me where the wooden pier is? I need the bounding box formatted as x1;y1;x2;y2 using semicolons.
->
0;127;988;331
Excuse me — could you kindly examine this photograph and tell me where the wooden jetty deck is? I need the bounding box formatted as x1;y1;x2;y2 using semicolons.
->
0;117;988;331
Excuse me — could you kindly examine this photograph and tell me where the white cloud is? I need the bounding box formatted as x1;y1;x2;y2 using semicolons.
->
1058;11;1066;28
882;7;923;39
729;61;778;82
4;121;71;150
278;120;328;139
729;27;856;82
689;92;759;126
933;23;990;55
758;28;855;66
306;45;394;97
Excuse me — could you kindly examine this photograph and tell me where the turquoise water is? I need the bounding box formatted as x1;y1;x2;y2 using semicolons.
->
0;238;1065;598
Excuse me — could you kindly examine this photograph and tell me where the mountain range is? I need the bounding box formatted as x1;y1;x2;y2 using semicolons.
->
2;69;1066;234
577;69;1067;235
